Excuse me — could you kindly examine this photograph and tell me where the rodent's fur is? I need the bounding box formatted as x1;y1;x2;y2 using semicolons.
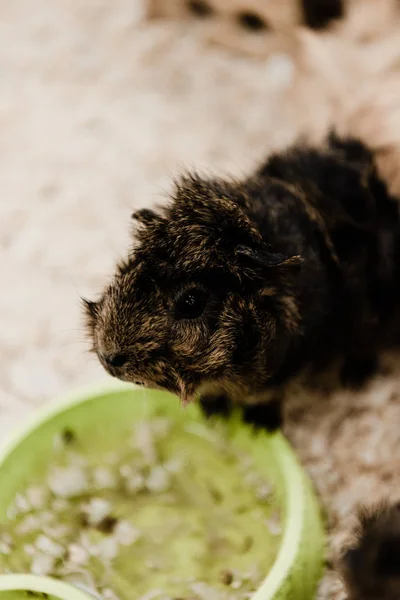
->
301;0;344;30
85;133;400;420
341;502;400;600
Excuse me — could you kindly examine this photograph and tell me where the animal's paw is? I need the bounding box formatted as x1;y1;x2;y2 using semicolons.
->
199;395;233;419
243;396;282;432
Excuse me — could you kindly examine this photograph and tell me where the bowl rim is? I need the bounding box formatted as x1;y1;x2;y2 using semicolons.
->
0;574;98;599
0;380;319;600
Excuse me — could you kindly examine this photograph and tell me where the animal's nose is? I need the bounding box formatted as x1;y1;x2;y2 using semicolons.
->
103;353;128;369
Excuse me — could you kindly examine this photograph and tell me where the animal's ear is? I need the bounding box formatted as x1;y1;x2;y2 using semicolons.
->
235;245;303;270
131;208;162;227
81;298;100;327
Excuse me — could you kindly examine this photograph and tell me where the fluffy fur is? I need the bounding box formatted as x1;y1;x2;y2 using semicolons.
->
301;0;343;29
341;502;400;600
85;133;400;424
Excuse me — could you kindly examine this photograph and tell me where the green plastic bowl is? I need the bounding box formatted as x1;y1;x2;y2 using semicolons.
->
0;381;325;600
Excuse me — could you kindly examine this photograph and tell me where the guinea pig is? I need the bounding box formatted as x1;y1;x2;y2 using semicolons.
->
341;501;400;600
84;133;400;426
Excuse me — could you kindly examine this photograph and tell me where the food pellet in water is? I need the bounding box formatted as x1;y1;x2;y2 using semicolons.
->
220;570;234;586
35;535;64;558
93;466;118;489
97;515;118;534
146;466;170;493
48;466;89;498
61;428;76;445
68;543;89;566
31;553;56;576
82;498;112;527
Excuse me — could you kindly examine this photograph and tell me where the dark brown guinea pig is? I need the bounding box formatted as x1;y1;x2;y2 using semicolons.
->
84;133;400;428
341;501;400;600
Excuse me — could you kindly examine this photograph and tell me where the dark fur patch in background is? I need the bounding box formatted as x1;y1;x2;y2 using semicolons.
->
302;0;344;29
341;503;400;600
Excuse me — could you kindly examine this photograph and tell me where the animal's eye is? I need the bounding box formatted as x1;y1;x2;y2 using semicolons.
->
187;0;214;18
237;11;268;32
174;288;208;320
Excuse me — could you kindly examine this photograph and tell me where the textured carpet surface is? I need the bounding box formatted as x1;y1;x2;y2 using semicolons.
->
1;2;400;598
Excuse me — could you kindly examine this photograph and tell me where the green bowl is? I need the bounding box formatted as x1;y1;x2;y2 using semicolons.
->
0;381;325;600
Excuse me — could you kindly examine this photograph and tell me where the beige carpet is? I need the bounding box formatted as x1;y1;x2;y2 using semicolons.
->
1;2;400;598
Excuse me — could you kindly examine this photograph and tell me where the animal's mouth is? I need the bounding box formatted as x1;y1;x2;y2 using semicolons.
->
154;377;197;407
100;364;146;388
96;351;197;406
144;377;197;407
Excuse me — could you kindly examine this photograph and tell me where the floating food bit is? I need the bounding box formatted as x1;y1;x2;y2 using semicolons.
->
23;543;35;556
146;466;170;493
67;543;89;566
256;483;273;503
97;515;118;534
125;472;146;494
14;493;30;514
62;428;76;445
220;569;234;585
265;510;282;536
48;466;89;498
53;429;77;453
92;537;119;561
35;535;64;558
31;552;56;576
93;466;118;489
0;541;11;555
231;579;244;590
114;520;141;546
17;514;42;535
26;486;48;510
81;498;112;527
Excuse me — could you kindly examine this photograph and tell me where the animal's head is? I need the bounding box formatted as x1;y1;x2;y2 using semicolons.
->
84;174;302;404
